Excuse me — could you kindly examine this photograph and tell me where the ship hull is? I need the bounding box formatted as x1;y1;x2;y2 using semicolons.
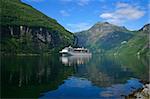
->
60;52;92;56
59;46;92;56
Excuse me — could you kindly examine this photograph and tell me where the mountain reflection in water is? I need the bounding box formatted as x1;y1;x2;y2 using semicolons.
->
40;55;148;99
1;54;149;98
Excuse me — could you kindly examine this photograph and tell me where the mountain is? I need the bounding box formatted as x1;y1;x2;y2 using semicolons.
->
108;23;150;58
0;0;75;54
76;22;133;52
139;24;150;33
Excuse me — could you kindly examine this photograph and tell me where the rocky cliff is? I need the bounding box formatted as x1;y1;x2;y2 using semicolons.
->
0;0;75;54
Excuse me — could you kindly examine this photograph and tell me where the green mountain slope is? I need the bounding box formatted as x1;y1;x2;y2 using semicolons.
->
76;22;133;53
76;22;149;58
0;0;75;54
107;24;150;58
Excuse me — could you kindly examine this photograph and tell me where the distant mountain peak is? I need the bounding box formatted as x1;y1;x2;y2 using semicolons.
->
97;21;110;24
139;23;150;32
103;22;110;24
88;22;128;33
95;22;112;26
93;22;127;29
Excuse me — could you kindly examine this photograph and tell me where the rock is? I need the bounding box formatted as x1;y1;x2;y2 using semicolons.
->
126;83;150;99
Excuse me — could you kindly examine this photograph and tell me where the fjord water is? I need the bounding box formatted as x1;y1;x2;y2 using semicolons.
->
1;54;149;98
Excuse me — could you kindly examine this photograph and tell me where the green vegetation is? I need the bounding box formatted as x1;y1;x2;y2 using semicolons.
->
0;0;75;54
76;22;149;58
107;55;149;81
107;27;149;59
76;22;133;52
1;0;67;33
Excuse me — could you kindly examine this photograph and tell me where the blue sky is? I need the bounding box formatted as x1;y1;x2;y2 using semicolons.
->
22;0;150;32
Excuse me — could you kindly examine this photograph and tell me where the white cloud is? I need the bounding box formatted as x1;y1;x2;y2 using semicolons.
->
61;0;90;6
67;22;92;32
60;10;70;16
116;7;145;20
100;2;145;25
77;0;90;6
100;13;113;19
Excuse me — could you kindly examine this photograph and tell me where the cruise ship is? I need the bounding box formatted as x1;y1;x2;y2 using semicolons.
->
59;46;92;56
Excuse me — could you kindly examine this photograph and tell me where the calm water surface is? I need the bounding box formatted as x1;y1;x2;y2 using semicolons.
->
1;54;149;98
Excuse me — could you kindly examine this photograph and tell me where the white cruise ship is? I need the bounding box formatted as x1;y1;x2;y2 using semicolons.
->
59;46;92;56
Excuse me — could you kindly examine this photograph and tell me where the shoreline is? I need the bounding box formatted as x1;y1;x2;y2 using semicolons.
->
0;53;60;56
126;80;150;99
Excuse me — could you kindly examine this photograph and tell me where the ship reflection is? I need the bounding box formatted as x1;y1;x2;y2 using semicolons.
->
60;55;92;66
